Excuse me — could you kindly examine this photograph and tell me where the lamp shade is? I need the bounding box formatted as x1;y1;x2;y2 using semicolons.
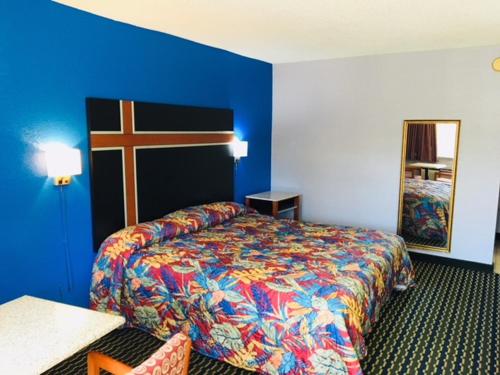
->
232;138;248;159
44;144;82;177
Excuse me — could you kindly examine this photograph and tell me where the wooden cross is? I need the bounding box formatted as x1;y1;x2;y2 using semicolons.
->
90;100;233;226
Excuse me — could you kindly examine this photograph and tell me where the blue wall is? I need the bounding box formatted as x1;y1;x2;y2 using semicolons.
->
0;1;272;307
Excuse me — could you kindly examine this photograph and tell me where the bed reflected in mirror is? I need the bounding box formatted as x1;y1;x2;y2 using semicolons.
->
398;120;460;252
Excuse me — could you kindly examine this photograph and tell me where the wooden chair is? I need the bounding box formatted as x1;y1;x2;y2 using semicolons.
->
435;169;453;181
405;166;421;179
88;333;191;375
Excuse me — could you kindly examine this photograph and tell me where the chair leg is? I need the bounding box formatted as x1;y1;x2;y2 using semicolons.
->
87;352;101;375
182;342;192;375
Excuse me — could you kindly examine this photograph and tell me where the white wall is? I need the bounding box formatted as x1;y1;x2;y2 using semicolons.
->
497;195;500;233
273;45;500;265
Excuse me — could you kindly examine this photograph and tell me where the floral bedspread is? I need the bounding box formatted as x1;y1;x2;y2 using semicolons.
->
90;202;414;375
403;178;451;243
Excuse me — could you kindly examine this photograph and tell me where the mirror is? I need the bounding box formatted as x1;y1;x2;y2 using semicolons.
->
398;120;460;252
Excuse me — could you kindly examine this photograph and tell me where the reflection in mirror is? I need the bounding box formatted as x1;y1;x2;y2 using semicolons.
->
398;120;460;252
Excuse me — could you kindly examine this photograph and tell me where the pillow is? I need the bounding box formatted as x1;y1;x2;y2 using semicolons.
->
91;202;251;314
97;202;251;256
165;201;251;229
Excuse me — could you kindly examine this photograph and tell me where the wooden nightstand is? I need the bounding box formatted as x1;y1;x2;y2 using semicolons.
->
245;191;301;220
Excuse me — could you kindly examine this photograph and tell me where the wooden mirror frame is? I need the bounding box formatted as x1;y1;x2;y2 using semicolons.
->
397;120;461;253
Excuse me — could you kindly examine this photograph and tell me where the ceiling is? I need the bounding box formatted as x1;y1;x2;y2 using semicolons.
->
55;0;500;63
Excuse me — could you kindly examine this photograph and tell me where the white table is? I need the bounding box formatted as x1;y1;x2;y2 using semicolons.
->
406;162;448;179
245;191;301;220
0;295;125;374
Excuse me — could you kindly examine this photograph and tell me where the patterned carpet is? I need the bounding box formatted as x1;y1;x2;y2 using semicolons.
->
44;260;499;375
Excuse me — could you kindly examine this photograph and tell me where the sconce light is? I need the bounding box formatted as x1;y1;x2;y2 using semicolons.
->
493;58;500;72
231;137;248;162
40;142;82;292
44;143;82;185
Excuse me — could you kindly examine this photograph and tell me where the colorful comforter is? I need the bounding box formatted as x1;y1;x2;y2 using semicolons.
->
90;202;414;375
403;178;451;243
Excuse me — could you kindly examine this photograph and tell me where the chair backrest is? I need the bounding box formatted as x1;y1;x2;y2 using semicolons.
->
405;169;415;178
405;166;421;178
87;333;191;375
126;333;191;375
436;169;452;181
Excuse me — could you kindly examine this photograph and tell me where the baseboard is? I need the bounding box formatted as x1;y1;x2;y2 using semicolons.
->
409;251;494;273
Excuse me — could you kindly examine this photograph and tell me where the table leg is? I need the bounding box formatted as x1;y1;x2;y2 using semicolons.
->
272;201;278;218
293;196;301;221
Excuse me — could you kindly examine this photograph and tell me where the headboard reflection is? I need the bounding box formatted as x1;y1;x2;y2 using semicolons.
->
87;98;234;250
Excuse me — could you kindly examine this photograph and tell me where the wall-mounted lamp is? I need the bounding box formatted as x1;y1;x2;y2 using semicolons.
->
231;137;248;164
44;144;82;185
41;142;82;293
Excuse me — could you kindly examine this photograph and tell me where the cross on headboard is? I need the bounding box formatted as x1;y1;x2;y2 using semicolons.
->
87;98;235;250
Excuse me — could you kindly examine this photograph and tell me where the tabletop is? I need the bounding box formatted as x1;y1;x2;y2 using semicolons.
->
0;295;125;374
245;191;299;202
406;162;448;169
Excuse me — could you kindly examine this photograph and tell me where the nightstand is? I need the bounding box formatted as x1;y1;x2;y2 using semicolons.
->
245;191;301;220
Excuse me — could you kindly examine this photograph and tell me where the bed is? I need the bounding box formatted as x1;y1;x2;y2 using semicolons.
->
90;202;414;375
402;178;451;244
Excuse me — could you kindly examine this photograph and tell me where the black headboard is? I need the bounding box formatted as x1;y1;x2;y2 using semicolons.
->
87;98;234;250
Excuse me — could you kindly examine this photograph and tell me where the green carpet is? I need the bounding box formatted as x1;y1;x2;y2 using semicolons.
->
362;261;499;374
44;261;499;374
